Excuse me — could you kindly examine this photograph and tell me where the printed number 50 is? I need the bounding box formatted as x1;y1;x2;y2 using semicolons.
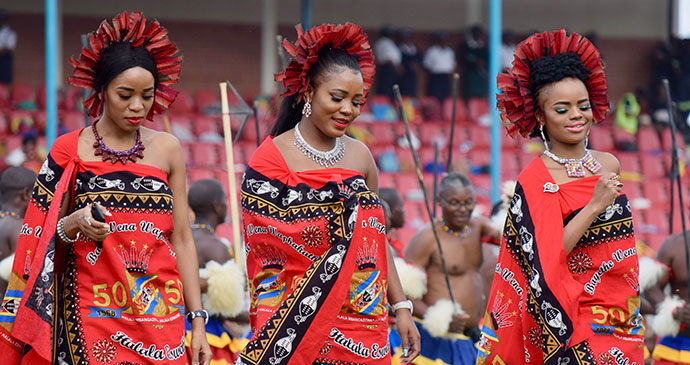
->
92;282;127;307
591;305;626;326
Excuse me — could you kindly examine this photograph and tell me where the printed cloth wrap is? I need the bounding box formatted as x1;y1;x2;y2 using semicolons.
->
389;319;476;365
653;333;690;364
0;129;186;364
477;157;644;364
239;137;390;364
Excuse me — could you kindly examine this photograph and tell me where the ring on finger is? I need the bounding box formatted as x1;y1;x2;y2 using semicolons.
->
611;174;620;181
84;216;91;226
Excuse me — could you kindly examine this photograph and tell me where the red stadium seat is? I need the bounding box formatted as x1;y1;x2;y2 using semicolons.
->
617;152;640;173
637;127;661;152
191;142;221;167
467;98;489;123
196;89;220;113
169;89;195;114
10;83;35;106
442;98;468;123
640;154;666;178
468;125;490;149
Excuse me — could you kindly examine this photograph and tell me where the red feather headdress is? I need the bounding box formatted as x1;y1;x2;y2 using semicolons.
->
68;11;182;120
497;29;609;138
275;23;375;102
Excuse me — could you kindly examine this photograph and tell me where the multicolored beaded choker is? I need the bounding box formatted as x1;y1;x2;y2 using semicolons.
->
439;217;471;239
543;149;601;178
191;223;216;234
0;211;18;219
92;121;145;164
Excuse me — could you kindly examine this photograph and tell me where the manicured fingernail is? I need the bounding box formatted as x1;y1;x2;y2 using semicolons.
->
403;348;408;357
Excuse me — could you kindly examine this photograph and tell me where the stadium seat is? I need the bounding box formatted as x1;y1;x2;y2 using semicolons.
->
441;98;468;123
637;127;661;152
467;98;489;123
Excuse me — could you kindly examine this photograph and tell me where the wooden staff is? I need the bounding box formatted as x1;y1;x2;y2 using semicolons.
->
162;114;172;134
219;82;244;269
253;98;261;147
393;84;457;307
663;78;690;295
432;142;439;218
446;73;460;172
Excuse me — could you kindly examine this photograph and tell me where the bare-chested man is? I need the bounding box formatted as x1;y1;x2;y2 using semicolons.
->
645;232;690;364
0;166;36;295
187;179;247;363
404;172;499;364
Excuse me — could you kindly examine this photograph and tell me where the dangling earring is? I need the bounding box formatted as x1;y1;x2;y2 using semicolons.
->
540;124;549;151
302;98;312;118
584;132;590;149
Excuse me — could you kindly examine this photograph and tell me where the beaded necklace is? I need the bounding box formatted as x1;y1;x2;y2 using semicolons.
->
92;121;145;164
543;149;601;178
439;217;471;239
0;211;18;219
191;223;216;234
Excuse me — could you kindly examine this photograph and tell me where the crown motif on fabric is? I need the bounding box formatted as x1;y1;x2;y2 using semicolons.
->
356;240;377;270
274;23;375;102
114;241;153;274
497;29;609;138
68;11;182;120
338;183;354;198
256;245;287;270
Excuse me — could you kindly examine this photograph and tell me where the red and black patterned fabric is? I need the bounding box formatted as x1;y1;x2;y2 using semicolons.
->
0;129;186;364
239;138;391;364
477;157;644;364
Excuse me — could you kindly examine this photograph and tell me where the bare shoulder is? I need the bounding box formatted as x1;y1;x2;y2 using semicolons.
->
658;232;686;260
344;135;376;170
407;222;434;249
146;128;181;152
590;150;620;174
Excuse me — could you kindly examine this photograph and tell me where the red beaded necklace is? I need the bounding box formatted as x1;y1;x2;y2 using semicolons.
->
92;121;145;164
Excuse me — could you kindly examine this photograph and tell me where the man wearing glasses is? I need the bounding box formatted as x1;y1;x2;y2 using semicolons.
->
403;172;499;364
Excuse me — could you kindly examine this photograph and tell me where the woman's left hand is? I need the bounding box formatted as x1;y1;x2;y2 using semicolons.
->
190;326;212;365
395;309;420;362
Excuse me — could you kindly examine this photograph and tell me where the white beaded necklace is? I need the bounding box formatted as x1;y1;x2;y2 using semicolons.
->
543;149;602;177
293;123;345;168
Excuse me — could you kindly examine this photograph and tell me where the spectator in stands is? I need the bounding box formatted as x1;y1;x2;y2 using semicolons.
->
0;10;16;84
397;28;422;97
0;167;36;295
187;179;247;364
6;133;45;174
403;173;499;364
374;25;401;99
380;187;406;256
460;25;488;100
645;232;690;364
423;31;456;102
500;30;516;71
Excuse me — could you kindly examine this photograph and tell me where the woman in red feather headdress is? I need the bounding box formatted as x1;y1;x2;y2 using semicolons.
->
238;23;420;364
477;29;644;364
0;11;211;364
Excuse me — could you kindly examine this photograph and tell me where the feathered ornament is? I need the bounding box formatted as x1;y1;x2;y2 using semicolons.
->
497;29;609;138
275;23;375;102
68;11;182;120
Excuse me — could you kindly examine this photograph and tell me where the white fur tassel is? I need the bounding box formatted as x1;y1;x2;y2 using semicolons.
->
422;299;464;337
202;260;246;318
394;257;427;300
0;253;14;281
638;256;665;292
652;296;685;337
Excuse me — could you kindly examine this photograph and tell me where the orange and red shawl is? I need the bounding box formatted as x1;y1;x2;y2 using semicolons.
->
0;131;82;364
239;138;391;364
477;158;644;364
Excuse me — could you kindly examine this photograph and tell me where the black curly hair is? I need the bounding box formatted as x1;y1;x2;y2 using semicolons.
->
528;52;591;139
